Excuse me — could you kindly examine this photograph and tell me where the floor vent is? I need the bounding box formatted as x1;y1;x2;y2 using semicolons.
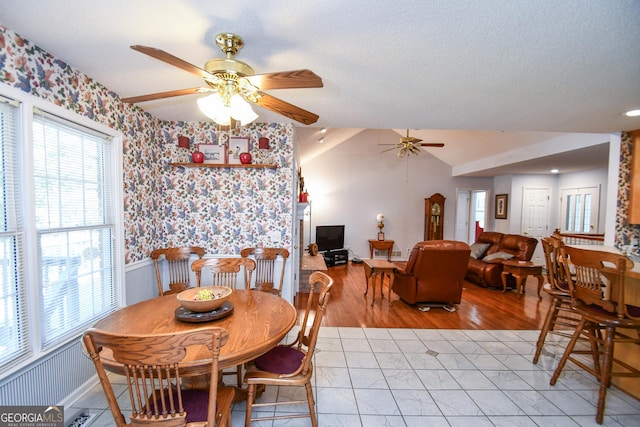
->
373;250;403;258
66;410;97;427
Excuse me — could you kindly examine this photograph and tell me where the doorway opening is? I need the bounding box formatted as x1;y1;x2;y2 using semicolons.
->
455;189;488;244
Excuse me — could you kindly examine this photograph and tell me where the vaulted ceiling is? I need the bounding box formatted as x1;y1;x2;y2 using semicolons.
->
1;0;638;174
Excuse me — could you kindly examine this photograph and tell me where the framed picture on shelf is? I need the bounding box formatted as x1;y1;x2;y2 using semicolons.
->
198;144;226;164
227;137;250;165
495;194;508;219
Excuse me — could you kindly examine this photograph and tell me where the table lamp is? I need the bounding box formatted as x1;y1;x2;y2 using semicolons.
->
376;213;385;240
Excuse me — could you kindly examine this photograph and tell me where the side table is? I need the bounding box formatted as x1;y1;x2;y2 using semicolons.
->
363;258;397;306
368;239;394;262
501;260;544;298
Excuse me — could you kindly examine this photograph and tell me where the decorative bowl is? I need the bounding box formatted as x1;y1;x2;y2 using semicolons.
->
176;286;233;312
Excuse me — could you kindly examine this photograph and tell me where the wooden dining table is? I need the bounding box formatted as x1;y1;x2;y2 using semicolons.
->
86;289;297;379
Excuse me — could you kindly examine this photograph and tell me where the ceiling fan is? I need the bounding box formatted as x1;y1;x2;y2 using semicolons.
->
122;33;323;125
380;130;445;157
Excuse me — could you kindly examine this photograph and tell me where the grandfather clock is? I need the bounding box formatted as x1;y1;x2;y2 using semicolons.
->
424;193;445;240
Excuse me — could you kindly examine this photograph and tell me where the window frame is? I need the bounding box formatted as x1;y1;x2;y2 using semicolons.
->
0;83;125;378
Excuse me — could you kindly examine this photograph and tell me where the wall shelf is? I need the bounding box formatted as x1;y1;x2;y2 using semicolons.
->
170;163;278;169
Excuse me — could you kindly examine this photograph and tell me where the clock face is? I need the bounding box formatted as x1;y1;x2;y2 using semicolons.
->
431;203;441;215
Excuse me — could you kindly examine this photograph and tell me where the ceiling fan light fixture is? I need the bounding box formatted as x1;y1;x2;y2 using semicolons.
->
229;94;258;125
197;92;258;126
197;93;230;125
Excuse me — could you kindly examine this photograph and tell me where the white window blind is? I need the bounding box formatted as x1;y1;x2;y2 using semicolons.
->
32;112;118;348
0;98;27;370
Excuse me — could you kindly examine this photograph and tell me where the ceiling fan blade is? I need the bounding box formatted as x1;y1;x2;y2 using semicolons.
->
255;92;319;125
131;45;213;80
420;143;445;147
244;69;323;90
122;88;209;104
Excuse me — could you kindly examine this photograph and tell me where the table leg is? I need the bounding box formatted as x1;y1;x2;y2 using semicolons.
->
501;271;509;293
363;264;371;297
515;275;525;295
535;274;544;298
387;271;395;306
370;272;377;306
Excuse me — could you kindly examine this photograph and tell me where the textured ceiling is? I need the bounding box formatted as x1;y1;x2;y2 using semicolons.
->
1;0;638;173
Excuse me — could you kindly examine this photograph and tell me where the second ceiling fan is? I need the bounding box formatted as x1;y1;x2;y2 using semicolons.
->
380;130;445;157
122;33;323;125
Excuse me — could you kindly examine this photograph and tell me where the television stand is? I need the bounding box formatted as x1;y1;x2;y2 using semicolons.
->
322;249;348;267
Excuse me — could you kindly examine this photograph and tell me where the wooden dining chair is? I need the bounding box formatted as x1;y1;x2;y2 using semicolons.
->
243;271;334;427
240;247;289;295
151;246;205;296
83;326;234;427
533;236;581;363
191;257;256;290
550;245;640;424
191;256;256;386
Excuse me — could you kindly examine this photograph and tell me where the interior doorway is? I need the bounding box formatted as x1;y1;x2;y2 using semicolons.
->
455;189;488;244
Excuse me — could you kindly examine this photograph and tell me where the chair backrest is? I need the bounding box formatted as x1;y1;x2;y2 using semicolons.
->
559;245;635;319
151;247;205;296
191;257;256;289
291;271;334;376
404;240;471;280
83;326;228;427
541;236;569;292
240;247;290;294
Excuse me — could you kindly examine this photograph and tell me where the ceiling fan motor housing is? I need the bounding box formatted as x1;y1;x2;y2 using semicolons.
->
204;58;254;77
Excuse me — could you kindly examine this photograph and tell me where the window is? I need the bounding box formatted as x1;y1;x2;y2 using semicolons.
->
0;93;121;376
0;98;26;370
560;186;600;233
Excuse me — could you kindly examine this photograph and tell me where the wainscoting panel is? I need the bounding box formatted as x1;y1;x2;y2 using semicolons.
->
0;338;93;405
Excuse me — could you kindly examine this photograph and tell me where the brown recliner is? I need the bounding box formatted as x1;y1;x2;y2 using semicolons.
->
392;240;471;306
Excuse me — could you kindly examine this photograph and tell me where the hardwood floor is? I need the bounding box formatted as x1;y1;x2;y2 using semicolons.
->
295;261;550;330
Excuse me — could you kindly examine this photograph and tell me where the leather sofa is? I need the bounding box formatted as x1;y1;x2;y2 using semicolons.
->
465;231;538;288
392;240;471;305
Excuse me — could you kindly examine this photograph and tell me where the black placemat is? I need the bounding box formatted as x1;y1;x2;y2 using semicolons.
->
174;301;234;323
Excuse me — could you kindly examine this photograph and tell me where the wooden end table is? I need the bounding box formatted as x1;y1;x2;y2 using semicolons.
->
501;260;544;298
368;239;394;261
363;258;397;306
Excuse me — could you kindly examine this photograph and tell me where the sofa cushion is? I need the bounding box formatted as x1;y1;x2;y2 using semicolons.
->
482;251;515;262
469;242;490;259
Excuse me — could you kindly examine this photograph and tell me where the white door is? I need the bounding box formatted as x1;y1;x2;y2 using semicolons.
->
521;187;551;264
560;186;600;233
455;190;470;242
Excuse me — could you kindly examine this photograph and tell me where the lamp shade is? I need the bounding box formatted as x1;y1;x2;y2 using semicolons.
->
197;93;231;125
197;93;258;126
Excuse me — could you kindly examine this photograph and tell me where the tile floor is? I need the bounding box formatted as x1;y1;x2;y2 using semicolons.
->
71;327;640;426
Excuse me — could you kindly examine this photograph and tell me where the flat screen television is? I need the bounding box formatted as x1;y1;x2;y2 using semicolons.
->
315;225;345;252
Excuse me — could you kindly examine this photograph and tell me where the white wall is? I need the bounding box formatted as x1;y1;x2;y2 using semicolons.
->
302;129;493;260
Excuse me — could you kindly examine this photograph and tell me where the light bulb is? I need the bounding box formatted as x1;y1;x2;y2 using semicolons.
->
230;94;258;125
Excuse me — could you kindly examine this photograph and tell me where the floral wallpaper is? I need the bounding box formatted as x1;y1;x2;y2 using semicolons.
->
615;131;640;250
0;25;294;263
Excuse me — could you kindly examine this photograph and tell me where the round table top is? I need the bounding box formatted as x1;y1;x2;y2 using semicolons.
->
88;289;297;376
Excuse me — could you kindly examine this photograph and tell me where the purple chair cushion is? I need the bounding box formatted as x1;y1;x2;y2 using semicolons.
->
182;389;211;423
627;304;640;318
254;345;305;374
153;389;210;423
